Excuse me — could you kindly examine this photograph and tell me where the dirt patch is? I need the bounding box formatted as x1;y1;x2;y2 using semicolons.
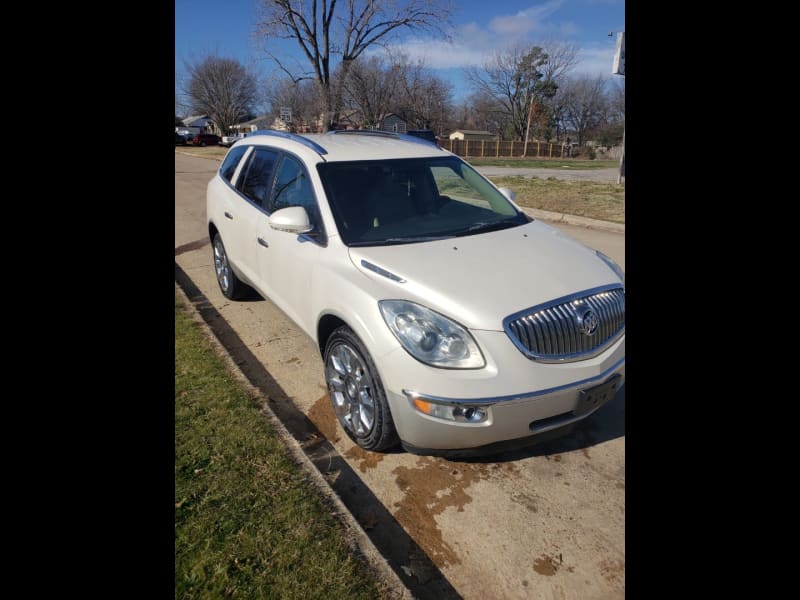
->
510;491;539;513
598;558;624;585
533;554;560;576
581;447;591;459
392;457;519;569
307;394;340;443
174;238;209;256
344;445;385;473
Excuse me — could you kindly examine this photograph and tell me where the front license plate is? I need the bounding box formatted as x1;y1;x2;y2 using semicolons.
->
574;374;622;417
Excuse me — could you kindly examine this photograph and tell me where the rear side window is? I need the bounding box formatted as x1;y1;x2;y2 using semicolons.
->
219;146;248;183
237;148;278;207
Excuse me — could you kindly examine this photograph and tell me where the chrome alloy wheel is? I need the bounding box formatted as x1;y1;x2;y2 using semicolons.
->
213;238;231;293
326;342;375;436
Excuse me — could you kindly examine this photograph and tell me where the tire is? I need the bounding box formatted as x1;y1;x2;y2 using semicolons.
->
324;326;399;451
212;233;249;300
200;141;207;147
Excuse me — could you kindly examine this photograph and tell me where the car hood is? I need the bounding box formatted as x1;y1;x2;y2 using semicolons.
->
348;220;622;331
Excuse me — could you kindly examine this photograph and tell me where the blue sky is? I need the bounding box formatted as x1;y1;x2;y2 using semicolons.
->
175;0;624;110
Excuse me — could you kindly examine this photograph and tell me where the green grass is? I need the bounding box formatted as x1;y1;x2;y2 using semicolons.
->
175;294;383;600
467;158;617;169
488;175;625;224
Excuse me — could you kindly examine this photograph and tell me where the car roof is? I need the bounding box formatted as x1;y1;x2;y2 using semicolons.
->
243;130;446;162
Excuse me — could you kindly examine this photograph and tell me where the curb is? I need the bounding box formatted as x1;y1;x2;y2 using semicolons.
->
175;282;415;600
522;207;624;234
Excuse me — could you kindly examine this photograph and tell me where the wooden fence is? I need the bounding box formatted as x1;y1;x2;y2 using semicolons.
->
441;139;574;159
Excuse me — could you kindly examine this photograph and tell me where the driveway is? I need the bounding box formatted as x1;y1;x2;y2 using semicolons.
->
175;153;625;600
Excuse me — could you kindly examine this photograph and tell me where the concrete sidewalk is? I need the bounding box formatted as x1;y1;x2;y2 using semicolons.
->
523;207;624;234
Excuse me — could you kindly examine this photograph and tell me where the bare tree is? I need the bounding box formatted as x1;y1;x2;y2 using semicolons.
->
393;58;453;131
461;90;509;137
256;0;452;130
560;75;609;145
340;54;403;128
538;40;579;82
466;45;553;141
608;77;625;121
184;55;258;136
265;77;325;131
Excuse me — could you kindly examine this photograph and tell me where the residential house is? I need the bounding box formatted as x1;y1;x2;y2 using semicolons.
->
231;115;273;134
449;129;496;141
378;113;407;134
181;115;216;135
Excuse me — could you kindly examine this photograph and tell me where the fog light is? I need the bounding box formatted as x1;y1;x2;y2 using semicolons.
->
408;394;489;423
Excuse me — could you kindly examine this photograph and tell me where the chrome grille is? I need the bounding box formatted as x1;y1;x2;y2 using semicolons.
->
504;285;625;363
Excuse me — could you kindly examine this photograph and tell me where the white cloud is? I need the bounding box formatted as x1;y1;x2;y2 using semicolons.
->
375;4;622;86
489;0;566;36
378;37;489;68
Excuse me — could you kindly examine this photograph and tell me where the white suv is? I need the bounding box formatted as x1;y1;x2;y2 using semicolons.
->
206;130;625;456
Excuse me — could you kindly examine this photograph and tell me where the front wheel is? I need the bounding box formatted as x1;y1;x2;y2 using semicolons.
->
212;233;249;300
324;326;399;451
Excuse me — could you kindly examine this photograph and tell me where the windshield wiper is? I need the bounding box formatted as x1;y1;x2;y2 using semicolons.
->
455;221;520;236
347;235;453;247
383;235;455;244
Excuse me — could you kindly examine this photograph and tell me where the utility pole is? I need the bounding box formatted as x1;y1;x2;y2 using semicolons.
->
523;98;534;156
611;31;625;184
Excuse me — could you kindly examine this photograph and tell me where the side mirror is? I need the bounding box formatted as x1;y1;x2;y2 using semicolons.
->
268;206;313;234
498;187;516;202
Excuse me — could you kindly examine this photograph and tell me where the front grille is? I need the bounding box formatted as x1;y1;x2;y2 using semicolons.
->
504;285;625;363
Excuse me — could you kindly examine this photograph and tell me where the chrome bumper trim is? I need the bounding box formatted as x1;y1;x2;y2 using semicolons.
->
402;356;625;407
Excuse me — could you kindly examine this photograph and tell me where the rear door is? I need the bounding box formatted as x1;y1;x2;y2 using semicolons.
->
219;146;279;287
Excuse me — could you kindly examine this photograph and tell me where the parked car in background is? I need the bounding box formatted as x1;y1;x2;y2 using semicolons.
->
206;129;625;456
191;133;221;147
175;132;187;145
221;132;247;147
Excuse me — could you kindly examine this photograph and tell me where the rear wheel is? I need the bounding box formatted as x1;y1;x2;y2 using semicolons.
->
212;233;248;300
324;326;399;451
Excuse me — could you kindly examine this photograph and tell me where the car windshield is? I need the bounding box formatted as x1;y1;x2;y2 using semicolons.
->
318;157;528;246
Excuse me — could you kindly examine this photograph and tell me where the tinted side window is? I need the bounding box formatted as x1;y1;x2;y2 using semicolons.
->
219;145;248;183
268;156;320;228
237;148;278;207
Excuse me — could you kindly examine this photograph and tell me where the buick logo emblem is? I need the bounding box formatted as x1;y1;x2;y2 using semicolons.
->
578;309;599;336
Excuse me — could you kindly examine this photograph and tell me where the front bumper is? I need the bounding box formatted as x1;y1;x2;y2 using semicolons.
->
378;329;625;451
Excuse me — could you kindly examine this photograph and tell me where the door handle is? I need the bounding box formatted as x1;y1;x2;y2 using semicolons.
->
224;211;233;220
257;237;269;248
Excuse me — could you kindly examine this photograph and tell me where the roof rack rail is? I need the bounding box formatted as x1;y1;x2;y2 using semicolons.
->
397;132;442;148
250;130;328;155
328;129;443;150
327;129;398;138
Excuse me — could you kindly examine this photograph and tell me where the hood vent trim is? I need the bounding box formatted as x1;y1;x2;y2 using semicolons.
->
360;260;406;283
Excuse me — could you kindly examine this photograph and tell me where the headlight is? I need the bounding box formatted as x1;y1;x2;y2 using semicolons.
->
378;300;485;369
596;251;625;286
